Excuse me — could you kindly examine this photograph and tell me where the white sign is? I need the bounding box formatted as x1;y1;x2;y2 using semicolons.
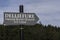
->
4;12;39;25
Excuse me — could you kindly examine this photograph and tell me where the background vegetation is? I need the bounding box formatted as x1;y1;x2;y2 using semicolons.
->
0;23;60;40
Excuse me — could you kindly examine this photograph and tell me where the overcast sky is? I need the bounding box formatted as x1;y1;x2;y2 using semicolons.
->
0;0;60;26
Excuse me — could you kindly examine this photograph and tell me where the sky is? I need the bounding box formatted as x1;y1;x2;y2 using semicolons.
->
0;0;60;26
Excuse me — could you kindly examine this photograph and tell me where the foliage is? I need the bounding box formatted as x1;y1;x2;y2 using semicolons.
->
0;24;60;40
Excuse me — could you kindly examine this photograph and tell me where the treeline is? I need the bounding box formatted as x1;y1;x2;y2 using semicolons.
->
0;24;60;40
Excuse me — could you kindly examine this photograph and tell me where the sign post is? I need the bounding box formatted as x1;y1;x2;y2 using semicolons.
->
20;25;24;40
3;5;39;40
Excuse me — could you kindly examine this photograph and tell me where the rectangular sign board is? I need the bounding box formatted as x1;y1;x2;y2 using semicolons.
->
3;12;39;25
